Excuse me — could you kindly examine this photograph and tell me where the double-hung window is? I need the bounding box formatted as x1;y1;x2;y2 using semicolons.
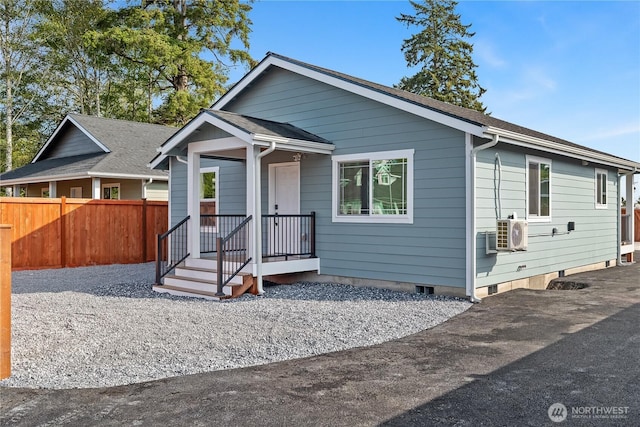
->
332;149;414;223
526;156;551;221
595;169;607;209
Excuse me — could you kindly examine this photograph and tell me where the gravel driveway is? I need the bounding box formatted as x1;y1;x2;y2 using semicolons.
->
0;263;471;390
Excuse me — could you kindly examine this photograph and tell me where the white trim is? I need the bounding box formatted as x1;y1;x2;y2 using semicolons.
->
213;55;485;137
92;177;101;199
486;128;640;171
465;134;474;300
595;168;608;209
187;150;201;259
32;115;110;163
101;182;121;200
525;155;552;222
88;171;167;180
331;149;414;224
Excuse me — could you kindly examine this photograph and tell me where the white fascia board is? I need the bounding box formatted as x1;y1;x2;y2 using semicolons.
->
213;56;486;137
154;111;254;164
33;115;110;163
87;171;168;181
0;173;89;186
485;127;640;171
252;134;335;155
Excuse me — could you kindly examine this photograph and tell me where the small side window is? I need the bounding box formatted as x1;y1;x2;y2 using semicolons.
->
595;169;607;209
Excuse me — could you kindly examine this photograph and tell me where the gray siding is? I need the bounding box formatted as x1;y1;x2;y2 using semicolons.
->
170;158;188;227
40;125;104;160
227;68;468;288
475;144;618;287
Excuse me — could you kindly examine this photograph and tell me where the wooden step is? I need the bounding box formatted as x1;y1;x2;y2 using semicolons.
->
152;284;230;301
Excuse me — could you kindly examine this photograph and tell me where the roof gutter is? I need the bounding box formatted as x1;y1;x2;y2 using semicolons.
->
467;133;500;303
485;127;640;171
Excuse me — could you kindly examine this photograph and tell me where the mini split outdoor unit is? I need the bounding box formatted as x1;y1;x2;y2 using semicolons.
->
496;219;528;251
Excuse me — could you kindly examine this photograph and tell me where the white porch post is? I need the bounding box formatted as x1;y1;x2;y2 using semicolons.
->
246;146;256;268
48;181;57;198
92;177;101;199
187;148;201;259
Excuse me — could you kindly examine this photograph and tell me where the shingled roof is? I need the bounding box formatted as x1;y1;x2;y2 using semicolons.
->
1;114;177;183
213;53;639;170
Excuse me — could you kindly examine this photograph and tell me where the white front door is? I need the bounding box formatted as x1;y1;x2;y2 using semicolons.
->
268;162;300;257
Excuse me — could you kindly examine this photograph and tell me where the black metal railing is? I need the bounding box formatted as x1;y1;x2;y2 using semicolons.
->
200;214;249;254
155;215;190;285
216;215;253;296
262;212;316;260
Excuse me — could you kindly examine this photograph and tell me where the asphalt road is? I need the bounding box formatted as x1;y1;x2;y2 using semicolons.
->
1;255;639;426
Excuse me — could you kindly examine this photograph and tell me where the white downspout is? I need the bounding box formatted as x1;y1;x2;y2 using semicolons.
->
468;134;500;303
142;178;153;199
254;141;277;295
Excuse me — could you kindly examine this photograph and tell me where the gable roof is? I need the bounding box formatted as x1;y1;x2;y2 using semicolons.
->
149;109;334;169
1;114;177;185
213;53;639;172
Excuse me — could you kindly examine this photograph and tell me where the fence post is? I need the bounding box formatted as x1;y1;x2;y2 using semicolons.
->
142;199;148;262
0;224;11;379
60;196;67;268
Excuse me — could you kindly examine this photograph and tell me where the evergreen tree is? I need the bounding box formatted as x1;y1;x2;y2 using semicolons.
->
89;0;254;126
397;0;486;112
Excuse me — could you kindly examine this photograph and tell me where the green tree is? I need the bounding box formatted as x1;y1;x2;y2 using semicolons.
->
89;0;254;125
0;0;42;173
397;0;486;112
34;0;114;118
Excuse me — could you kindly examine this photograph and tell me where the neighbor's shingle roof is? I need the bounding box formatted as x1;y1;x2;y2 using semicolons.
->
1;115;177;182
67;114;177;176
204;110;332;144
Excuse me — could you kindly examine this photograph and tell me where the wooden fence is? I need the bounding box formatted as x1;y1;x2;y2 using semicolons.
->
0;197;168;270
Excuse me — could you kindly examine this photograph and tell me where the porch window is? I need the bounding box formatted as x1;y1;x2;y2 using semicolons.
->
526;156;551;221
595;169;607;209
102;183;120;200
332;149;414;224
41;187;49;198
200;167;218;229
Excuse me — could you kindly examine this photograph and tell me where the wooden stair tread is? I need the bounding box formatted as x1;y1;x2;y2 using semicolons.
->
164;274;243;287
178;265;252;276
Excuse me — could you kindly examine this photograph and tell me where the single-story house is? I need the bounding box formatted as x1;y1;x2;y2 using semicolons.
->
0;114;176;200
150;52;640;300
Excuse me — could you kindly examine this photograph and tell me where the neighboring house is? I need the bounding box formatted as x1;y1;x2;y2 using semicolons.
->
0;114;176;200
150;53;640;300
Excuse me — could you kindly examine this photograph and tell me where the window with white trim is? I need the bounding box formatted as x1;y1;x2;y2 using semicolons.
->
595;169;607;209
102;183;120;200
200;167;218;229
332;149;414;223
526;156;551;221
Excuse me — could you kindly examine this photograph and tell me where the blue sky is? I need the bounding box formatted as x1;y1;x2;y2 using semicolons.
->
227;0;640;197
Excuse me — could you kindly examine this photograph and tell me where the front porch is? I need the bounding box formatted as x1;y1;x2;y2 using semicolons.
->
154;213;319;300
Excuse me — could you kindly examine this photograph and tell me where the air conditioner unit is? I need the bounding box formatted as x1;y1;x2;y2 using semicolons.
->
496;219;528;251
